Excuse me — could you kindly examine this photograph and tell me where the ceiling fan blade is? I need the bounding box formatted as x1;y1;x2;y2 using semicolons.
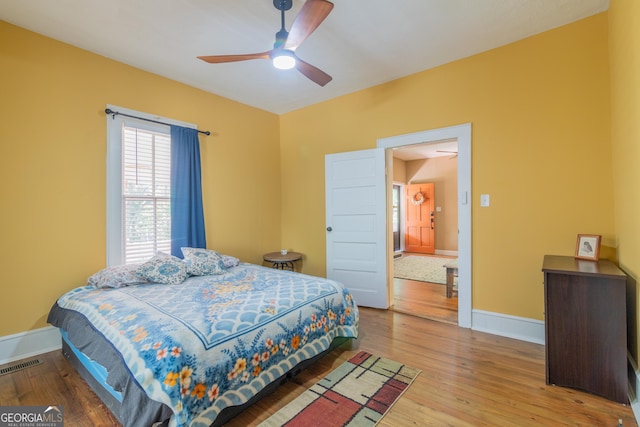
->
284;0;334;51
197;51;271;63
295;57;332;86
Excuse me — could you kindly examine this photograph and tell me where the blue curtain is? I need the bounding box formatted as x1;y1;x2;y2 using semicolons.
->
170;125;206;257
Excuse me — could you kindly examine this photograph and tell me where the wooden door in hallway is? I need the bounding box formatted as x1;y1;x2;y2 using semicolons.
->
404;183;435;254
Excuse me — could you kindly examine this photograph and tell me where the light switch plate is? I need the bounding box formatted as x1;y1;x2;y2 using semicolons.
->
480;194;490;207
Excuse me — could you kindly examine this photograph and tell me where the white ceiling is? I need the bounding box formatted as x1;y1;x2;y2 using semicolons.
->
393;140;459;161
0;0;608;115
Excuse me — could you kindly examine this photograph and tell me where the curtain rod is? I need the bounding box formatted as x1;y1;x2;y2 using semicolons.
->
105;108;211;136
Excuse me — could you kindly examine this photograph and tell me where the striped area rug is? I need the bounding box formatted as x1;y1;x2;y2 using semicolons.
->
258;351;420;427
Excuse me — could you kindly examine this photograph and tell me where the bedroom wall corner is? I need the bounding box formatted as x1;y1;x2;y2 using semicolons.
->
608;0;640;377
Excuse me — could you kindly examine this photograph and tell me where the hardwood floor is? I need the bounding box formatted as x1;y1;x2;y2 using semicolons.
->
392;253;458;324
393;277;458;324
1;308;636;426
0;347;120;426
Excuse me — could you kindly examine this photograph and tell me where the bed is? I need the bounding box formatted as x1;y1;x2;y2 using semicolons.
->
47;252;359;427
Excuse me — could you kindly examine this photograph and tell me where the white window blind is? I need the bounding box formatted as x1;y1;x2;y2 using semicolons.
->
122;126;171;263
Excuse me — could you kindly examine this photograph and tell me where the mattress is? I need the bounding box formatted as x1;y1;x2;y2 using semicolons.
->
48;263;359;426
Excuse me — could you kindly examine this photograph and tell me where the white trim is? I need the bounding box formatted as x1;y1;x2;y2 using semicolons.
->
435;249;459;257
629;356;640;423
392;183;405;253
106;110;124;266
378;123;472;328
0;326;61;365
631;396;640;426
471;309;545;345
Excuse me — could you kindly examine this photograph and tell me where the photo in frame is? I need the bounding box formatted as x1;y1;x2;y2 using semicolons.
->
575;234;601;261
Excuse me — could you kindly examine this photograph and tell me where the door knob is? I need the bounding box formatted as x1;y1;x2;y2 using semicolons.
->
327;227;332;232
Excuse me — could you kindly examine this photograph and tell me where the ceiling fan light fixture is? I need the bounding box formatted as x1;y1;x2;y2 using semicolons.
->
271;49;296;70
198;0;333;85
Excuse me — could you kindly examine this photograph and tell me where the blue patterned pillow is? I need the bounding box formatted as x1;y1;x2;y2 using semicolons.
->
88;264;149;289
221;254;240;268
136;255;188;285
181;247;226;276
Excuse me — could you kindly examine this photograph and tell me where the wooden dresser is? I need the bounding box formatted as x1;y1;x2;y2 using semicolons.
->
542;255;628;403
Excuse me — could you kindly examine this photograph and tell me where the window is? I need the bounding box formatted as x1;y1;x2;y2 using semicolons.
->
121;126;171;263
106;105;197;266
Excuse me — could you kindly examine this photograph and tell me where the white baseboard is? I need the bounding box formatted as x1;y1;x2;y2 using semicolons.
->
471;309;545;345
0;326;61;365
631;399;640;427
628;354;640;424
435;249;459;257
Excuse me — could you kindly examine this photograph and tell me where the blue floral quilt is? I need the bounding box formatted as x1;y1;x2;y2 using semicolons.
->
55;263;359;427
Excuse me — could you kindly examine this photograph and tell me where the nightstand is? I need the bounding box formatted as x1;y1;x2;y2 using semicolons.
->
263;252;302;271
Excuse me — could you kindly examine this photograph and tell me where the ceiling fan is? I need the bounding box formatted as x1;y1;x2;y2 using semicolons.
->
197;0;334;86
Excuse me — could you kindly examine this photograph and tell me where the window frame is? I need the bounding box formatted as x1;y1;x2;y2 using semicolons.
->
105;105;197;266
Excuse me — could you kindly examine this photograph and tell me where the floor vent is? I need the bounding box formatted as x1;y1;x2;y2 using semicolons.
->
0;359;42;376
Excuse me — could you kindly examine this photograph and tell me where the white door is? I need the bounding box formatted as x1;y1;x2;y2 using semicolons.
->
325;148;388;309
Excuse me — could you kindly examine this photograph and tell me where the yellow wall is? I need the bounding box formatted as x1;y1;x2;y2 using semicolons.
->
392;157;406;183
280;13;613;321
0;21;281;336
0;10;625;341
609;0;640;360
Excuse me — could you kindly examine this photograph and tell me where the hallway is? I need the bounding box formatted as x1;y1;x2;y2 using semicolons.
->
392;275;458;324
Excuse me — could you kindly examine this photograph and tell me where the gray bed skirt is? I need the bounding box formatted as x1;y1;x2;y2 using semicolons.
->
49;302;345;426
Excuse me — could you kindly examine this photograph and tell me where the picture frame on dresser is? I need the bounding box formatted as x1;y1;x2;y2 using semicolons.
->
574;234;601;261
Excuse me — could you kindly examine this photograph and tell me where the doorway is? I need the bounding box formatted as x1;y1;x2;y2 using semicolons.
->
390;144;458;323
378;123;472;328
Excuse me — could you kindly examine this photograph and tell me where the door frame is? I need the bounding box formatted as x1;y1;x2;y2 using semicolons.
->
392;184;404;253
378;123;472;328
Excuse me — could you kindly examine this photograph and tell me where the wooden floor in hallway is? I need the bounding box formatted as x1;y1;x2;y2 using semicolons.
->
392;253;458;324
393;277;458;324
